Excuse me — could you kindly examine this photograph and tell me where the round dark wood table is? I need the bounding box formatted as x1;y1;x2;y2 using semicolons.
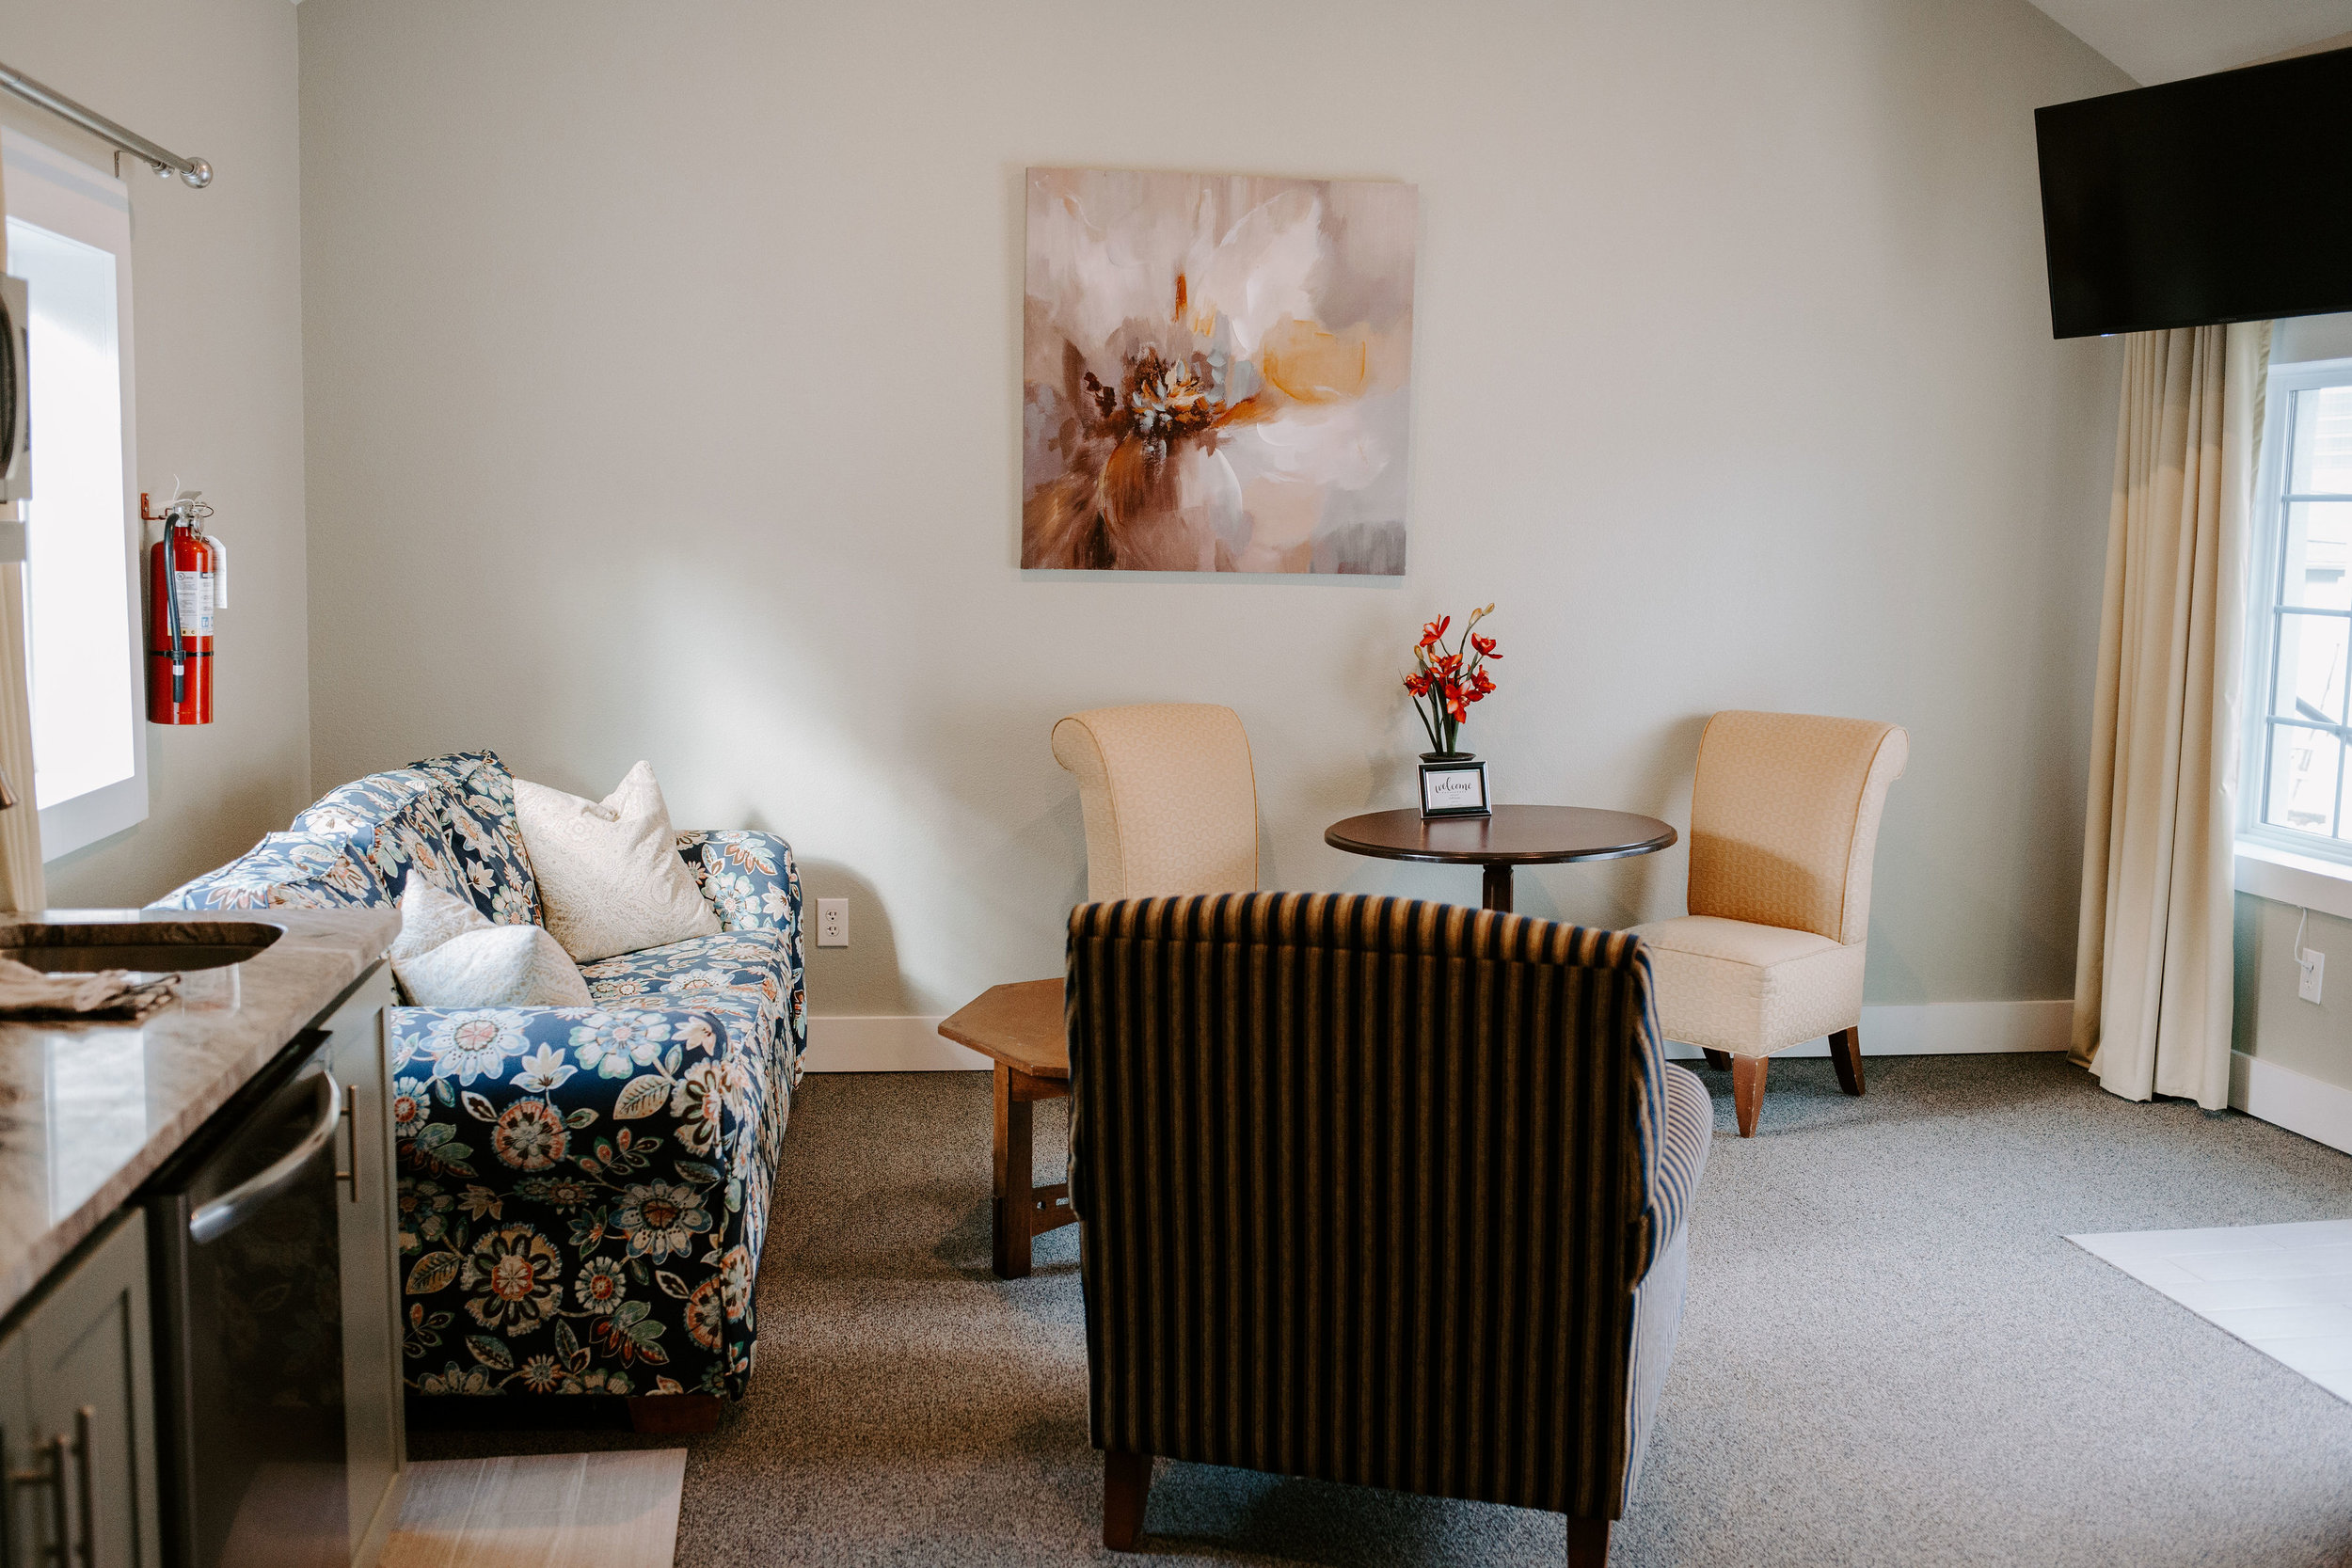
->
1324;804;1678;912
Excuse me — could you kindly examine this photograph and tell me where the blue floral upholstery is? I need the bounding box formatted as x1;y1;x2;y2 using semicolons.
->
410;751;543;927
153;752;805;1402
151;831;389;911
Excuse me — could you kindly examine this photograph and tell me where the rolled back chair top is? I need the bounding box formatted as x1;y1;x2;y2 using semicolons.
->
1051;703;1259;902
1686;710;1908;945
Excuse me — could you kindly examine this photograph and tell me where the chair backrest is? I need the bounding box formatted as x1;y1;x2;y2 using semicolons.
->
1686;711;1908;945
1050;704;1258;902
1065;891;1676;1520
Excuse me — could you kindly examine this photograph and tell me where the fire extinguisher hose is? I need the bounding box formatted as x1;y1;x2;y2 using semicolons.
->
165;519;184;705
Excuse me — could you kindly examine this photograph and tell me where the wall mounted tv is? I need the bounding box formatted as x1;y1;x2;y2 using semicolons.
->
2035;47;2352;340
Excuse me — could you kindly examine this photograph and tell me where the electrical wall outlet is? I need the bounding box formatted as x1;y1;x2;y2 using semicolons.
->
2298;947;2326;1004
817;898;849;948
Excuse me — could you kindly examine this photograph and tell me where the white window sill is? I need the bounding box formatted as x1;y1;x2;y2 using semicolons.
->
2235;840;2352;923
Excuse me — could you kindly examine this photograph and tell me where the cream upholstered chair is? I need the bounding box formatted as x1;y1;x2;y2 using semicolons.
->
1631;711;1908;1137
1051;704;1259;899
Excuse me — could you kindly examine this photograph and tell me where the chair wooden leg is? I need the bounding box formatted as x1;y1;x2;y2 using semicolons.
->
1731;1053;1768;1137
1567;1513;1612;1566
1701;1048;1733;1071
1828;1024;1865;1096
1103;1449;1152;1550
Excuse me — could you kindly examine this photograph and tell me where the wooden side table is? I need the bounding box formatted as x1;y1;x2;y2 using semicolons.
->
1325;803;1678;911
938;978;1073;1279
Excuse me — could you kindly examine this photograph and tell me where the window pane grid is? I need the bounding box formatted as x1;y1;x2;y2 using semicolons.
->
2258;385;2352;846
2258;380;2352;846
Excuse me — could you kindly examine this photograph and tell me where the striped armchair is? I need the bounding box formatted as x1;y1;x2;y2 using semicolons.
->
1066;893;1710;1564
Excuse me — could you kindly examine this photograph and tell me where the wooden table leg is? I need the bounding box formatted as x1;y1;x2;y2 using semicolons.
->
993;1063;1034;1279
1482;862;1514;911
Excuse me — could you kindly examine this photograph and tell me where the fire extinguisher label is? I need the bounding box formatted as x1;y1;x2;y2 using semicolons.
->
172;570;215;636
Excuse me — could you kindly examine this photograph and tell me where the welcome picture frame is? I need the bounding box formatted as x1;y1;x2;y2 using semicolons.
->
1418;758;1491;819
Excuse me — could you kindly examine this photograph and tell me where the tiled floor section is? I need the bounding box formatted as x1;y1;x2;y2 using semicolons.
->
2070;1219;2352;1403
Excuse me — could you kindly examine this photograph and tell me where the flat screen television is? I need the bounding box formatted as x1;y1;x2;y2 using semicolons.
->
2035;47;2352;339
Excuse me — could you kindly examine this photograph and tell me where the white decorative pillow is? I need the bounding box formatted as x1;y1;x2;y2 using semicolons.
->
392;925;595;1008
389;879;495;963
513;760;721;963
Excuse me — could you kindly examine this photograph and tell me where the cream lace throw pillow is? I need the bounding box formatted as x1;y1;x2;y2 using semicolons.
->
389;880;592;1006
390;878;493;963
513;761;720;963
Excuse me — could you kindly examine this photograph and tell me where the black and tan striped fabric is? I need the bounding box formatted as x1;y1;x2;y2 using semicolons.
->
1066;891;1683;1523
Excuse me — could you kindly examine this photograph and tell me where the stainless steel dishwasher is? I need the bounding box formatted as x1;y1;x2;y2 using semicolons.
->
145;1037;349;1568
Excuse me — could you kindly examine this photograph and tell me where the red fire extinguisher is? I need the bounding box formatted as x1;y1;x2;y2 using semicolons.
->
144;489;228;725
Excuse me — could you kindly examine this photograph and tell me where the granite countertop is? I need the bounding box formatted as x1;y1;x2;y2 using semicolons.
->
0;906;399;1322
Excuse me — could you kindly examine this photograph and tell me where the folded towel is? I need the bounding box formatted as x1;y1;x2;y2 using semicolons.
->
0;958;179;1021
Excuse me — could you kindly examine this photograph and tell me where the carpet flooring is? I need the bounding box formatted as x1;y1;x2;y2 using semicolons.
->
414;1055;2352;1566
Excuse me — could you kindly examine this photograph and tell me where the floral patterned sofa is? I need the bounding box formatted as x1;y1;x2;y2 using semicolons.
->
152;751;805;1408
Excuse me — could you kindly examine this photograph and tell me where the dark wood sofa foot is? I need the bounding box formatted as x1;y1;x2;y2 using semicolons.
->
1103;1449;1153;1550
628;1393;722;1435
1567;1513;1612;1566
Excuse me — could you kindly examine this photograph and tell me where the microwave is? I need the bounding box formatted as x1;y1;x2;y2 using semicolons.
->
0;274;24;506
0;273;26;563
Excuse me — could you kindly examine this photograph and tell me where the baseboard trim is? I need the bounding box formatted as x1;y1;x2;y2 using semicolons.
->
805;999;2072;1072
2230;1050;2352;1157
1661;998;2074;1061
803;1015;977;1072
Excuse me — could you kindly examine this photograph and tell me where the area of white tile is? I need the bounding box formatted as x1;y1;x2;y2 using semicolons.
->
2070;1219;2352;1404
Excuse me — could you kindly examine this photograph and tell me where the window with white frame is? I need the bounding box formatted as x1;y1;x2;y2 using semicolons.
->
2;130;146;859
2249;355;2352;857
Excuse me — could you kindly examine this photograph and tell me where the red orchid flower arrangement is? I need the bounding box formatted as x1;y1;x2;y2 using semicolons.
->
1403;604;1500;756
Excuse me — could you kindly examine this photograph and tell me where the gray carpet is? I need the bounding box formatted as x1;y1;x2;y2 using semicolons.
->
416;1055;2352;1565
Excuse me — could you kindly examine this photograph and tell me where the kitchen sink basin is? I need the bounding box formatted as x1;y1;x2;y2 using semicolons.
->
0;920;283;974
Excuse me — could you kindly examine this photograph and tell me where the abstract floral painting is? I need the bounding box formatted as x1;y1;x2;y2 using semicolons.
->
1022;167;1417;574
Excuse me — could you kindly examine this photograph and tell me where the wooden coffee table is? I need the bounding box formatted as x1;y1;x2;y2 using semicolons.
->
1325;803;1677;911
938;978;1073;1279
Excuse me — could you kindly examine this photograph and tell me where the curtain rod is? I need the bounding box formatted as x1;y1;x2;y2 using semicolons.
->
0;59;210;189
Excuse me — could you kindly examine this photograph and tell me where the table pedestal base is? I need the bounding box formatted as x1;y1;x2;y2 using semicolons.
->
1481;863;1514;911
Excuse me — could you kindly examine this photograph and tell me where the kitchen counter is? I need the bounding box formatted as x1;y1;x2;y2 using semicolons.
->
0;906;399;1322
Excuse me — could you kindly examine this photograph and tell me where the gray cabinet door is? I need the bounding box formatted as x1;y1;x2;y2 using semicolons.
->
319;968;404;1568
1;1209;161;1568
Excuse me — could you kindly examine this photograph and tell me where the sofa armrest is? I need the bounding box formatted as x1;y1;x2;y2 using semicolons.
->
388;1003;757;1389
675;830;802;939
389;1002;752;1189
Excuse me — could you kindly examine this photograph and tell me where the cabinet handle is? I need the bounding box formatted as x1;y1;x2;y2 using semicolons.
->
339;1081;359;1201
1;1435;62;1568
37;1436;63;1567
26;1438;64;1568
68;1411;90;1568
0;1425;18;1568
0;1427;64;1568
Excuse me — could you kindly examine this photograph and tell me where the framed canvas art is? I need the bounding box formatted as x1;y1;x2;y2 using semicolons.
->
1022;167;1417;575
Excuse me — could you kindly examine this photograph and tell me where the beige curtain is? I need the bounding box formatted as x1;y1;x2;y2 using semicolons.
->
0;163;46;912
2071;322;2270;1109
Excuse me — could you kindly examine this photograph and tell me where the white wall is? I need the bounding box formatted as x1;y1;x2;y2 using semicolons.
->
0;0;311;907
2277;310;2352;364
298;0;2131;1020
